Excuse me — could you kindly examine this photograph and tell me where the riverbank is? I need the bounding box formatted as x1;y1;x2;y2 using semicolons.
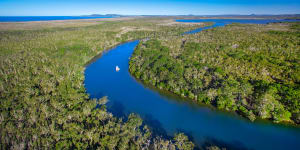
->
0;17;208;149
129;21;300;125
85;27;300;150
1;17;299;149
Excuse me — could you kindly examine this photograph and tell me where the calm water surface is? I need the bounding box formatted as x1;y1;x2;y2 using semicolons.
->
84;19;300;150
178;19;300;34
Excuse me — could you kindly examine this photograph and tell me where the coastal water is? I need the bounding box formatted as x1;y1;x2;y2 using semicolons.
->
84;19;300;150
0;16;112;22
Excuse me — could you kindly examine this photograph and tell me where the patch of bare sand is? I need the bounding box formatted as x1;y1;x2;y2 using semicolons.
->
116;26;153;38
158;19;204;26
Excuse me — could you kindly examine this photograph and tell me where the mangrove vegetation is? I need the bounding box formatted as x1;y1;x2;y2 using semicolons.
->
130;22;300;124
0;18;209;149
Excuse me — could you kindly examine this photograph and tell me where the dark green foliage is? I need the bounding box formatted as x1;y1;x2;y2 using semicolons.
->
130;22;300;124
0;19;198;149
174;133;194;150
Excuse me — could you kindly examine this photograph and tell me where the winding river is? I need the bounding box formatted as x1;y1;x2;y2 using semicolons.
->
84;19;300;150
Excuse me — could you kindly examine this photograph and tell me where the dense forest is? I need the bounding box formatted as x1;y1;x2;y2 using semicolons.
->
0;18;218;149
130;22;300;124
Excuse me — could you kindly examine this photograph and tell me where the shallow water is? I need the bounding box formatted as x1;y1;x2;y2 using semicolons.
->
84;19;300;150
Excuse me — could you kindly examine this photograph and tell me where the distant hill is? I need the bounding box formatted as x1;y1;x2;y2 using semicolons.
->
141;14;300;19
81;14;124;17
194;14;300;19
81;14;300;19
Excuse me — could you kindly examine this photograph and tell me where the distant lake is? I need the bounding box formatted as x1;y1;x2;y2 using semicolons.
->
0;16;114;22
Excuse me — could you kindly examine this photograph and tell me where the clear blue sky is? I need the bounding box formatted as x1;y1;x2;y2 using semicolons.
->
0;0;299;16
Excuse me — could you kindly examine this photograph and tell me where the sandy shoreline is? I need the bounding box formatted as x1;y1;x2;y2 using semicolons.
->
158;19;204;26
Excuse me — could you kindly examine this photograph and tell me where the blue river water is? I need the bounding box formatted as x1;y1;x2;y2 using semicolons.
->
178;19;300;34
84;19;300;150
0;16;113;22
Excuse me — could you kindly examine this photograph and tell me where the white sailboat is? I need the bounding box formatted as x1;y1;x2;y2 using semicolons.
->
116;66;120;72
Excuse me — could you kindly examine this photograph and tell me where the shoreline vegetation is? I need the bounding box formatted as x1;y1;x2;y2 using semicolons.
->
0;16;299;149
129;21;300;125
0;17;216;149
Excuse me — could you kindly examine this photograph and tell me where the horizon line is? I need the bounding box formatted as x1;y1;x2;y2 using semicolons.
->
0;14;300;17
